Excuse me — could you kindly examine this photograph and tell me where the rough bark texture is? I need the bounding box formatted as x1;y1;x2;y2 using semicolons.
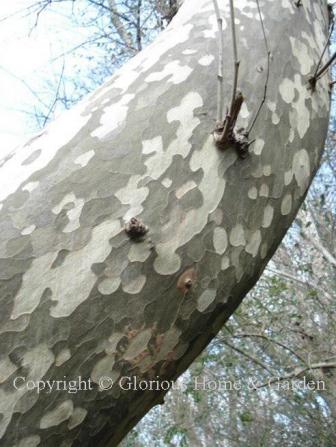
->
0;0;331;446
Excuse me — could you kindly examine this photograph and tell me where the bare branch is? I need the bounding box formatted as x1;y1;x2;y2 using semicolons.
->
212;0;224;123
247;0;270;134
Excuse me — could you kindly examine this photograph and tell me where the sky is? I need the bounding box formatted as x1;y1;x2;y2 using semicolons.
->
0;0;93;156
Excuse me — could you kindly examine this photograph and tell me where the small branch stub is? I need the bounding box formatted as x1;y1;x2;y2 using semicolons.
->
213;92;250;158
177;267;197;296
125;217;148;240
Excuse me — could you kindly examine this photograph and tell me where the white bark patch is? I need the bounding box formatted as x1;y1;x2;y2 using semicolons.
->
292;149;310;194
11;220;121;319
68;407;87;430
74;150;95;167
197;289;216;312
0;345;54;438
91;356;116;384
230;224;246;247
175;180;197;199
272;112;280;125
21;225;36;235
221;256;230;270
240;102;250;119
161;178;172;188
183;49;197;55
198;55;215;66
263;165;272;176
91;93;135;140
128;242;152;263
289;37;314;75
124;329;152;361
145;61;192;84
262;205;274;228
22;181;39;192
259;184;269;197
145;92;203;181
253;139;264;155
213;227;228;255
98;278;121;295
55;349;71;367
245;230;262;257
142;136;163;155
248;186;258;200
40;400;74;429
284;169;293;185
0;105;90;203
122;275;146;295
105;333;125;355
52;193;85;233
116;175;149;222
154;136;232;275
281;0;295;13
281;193;293;215
260;242;268;259
279;78;295;103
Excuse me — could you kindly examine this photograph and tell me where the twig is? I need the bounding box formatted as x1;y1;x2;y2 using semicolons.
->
315;51;336;80
212;0;251;157
221;339;273;373
228;0;239;117
212;0;224;123
247;0;270;134
309;18;336;90
256;362;336;389
313;20;335;80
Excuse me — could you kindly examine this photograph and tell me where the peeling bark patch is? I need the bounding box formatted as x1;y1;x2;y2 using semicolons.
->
55;349;71;367
122;275;146;295
98;278;120;295
175;181;197;199
11;220;121;319
198;55;215;66
245;230;262;257
91;356;116;384
124;329;152;361
292;149;310;193
91;93;135;140
197;289;216;312
213;227;228;255
229;224;246;247
40;400;74;429
281;193;293;215
262;205;274;228
145;61;192;84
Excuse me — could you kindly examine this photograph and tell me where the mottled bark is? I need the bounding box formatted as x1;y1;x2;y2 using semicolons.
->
0;0;331;446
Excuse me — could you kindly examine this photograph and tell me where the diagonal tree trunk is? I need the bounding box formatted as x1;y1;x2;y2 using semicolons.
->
0;0;331;445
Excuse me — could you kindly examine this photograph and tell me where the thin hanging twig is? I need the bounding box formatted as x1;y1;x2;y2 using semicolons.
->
228;0;240;116
247;0;270;134
309;18;335;90
212;0;224;123
219;0;241;141
315;51;336;80
312;20;335;80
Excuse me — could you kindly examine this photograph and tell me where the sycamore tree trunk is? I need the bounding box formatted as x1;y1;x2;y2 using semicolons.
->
0;0;331;446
